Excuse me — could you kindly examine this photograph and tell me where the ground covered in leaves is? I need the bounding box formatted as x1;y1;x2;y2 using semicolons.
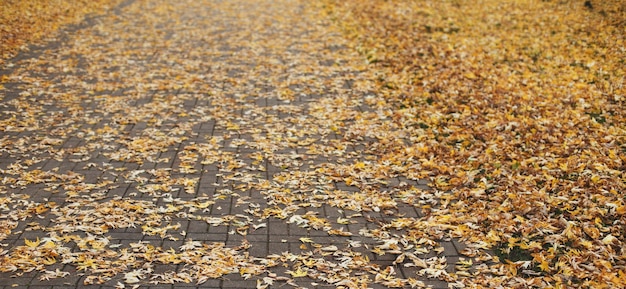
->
0;0;625;289
321;0;625;288
0;0;123;67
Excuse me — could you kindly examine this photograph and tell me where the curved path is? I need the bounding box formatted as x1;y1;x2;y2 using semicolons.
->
0;0;464;288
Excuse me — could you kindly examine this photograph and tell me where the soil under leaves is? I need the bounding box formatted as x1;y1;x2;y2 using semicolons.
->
1;0;625;289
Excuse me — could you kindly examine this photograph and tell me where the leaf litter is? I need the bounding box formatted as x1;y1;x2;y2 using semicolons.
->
320;0;626;288
0;0;125;67
0;0;624;288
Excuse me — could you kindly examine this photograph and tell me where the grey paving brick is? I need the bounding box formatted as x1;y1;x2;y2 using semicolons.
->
440;241;460;256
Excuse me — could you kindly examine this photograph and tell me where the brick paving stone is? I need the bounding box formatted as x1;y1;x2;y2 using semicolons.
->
148;285;174;289
0;273;33;287
440;241;460;256
221;279;257;288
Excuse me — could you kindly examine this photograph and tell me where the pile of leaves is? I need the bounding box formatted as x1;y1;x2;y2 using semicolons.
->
0;0;122;66
320;0;625;288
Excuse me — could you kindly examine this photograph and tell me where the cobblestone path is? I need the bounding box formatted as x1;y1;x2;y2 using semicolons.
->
0;1;464;288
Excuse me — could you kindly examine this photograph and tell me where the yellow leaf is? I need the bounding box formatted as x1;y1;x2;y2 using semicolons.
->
353;162;366;170
288;268;308;278
464;72;477;79
195;201;213;209
43;257;56;265
590;175;600;183
42;241;56;249
328;228;353;236
24;238;40;248
371;247;385;256
457;258;473;267
539;260;550;271
337;217;350;224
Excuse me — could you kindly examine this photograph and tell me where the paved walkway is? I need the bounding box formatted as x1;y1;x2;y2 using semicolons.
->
1;0;464;288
